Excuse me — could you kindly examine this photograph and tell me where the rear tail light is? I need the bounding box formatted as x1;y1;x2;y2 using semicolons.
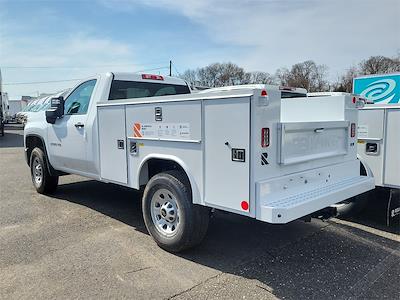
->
352;96;356;104
142;74;164;80
261;128;270;147
350;123;356;138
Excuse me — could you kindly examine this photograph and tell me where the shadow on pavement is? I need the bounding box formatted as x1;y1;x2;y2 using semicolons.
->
0;127;24;148
342;188;400;235
52;180;148;235
52;179;400;300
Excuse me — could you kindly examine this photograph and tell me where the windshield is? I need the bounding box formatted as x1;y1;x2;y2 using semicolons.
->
109;80;190;100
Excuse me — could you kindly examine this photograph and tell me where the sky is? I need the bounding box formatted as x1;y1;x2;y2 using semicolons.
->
0;0;399;99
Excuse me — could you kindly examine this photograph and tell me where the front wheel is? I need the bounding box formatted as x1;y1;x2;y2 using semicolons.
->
30;147;59;194
142;170;210;252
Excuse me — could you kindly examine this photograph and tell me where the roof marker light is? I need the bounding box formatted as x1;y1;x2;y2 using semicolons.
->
261;89;268;97
142;74;164;80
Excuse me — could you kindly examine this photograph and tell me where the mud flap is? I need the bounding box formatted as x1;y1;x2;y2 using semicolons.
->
387;189;400;227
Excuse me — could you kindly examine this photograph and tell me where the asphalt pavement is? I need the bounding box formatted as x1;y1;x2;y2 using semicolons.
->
0;125;399;299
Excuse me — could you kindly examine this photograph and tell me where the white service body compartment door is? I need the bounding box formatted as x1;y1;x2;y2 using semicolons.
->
384;108;400;187
98;105;128;184
357;109;385;186
204;97;250;214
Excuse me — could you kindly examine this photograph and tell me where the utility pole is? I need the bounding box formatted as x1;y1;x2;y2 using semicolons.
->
169;60;172;76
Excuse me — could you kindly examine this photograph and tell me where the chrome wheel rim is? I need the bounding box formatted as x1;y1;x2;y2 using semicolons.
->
32;157;43;187
150;188;180;237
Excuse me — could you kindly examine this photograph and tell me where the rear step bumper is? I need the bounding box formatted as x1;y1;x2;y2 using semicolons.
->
258;176;375;223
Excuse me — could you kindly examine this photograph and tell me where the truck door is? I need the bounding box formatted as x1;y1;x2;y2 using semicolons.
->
47;80;97;174
98;105;127;184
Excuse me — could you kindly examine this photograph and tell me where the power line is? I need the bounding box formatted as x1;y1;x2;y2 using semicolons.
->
3;78;83;85
172;62;182;77
1;61;168;69
3;66;170;85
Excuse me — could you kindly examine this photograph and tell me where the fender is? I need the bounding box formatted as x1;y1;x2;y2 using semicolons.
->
136;153;203;205
24;133;57;176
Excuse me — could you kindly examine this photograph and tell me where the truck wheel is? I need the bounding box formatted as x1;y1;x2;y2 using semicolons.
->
30;147;59;194
142;170;210;252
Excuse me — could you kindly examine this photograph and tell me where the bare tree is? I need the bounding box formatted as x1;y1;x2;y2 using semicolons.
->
181;53;399;92
359;55;400;75
275;67;290;87
333;54;400;92
180;69;198;87
244;71;276;84
275;61;329;92
180;62;248;87
332;66;359;92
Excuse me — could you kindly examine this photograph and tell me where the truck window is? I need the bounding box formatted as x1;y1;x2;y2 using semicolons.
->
108;80;190;100
64;80;97;115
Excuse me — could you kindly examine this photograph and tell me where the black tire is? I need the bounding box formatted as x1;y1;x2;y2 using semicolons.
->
142;170;210;252
30;147;59;194
0;123;4;136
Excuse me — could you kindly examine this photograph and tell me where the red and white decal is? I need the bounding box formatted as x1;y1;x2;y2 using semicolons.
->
133;123;142;137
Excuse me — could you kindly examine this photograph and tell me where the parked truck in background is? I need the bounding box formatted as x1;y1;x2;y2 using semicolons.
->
24;72;374;252
353;73;400;226
8;99;22;123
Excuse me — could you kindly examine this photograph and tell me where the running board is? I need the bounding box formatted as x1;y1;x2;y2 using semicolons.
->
259;176;375;223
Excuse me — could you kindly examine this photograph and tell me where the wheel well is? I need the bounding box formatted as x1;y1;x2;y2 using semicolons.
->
25;135;45;166
139;158;190;188
360;161;367;176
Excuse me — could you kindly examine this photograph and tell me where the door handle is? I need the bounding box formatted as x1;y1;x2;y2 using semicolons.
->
74;122;84;128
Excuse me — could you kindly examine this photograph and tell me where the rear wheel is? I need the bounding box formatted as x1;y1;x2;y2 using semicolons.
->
30;147;59;194
142;170;210;252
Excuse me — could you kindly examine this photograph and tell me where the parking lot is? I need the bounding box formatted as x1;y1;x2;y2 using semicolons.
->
0;125;399;299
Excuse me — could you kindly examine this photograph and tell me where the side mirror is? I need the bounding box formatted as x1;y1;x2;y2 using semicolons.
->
45;96;64;124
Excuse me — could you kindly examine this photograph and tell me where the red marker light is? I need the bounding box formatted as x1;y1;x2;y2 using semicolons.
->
352;96;356;104
241;201;249;211
261;128;270;147
350;123;356;137
261;89;268;97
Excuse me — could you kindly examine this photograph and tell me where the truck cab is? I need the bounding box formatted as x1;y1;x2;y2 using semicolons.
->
24;72;191;179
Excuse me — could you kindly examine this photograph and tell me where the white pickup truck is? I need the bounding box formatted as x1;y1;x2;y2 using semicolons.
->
24;72;374;252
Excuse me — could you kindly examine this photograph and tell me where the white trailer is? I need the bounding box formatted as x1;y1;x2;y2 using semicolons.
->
24;73;374;252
